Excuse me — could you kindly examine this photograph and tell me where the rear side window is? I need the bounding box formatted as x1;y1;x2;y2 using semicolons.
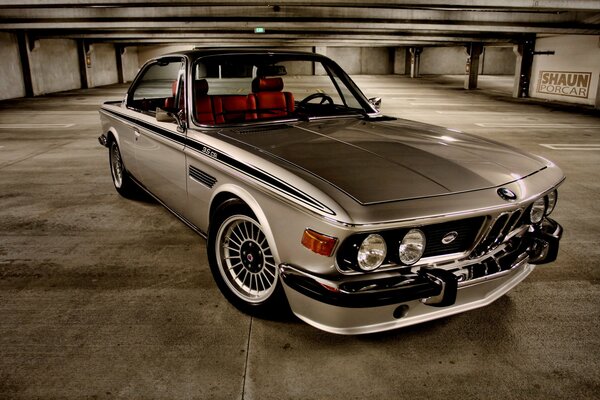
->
128;58;184;113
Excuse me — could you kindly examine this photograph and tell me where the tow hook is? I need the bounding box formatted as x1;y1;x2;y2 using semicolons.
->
419;268;458;307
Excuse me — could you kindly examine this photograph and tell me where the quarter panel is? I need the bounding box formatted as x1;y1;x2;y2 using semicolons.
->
100;105;139;178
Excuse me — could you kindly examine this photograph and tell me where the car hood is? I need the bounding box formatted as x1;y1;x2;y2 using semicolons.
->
221;118;547;204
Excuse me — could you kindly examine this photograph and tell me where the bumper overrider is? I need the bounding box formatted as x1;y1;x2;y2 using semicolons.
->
280;218;562;334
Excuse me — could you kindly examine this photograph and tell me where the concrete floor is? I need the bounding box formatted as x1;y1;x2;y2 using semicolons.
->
0;75;599;399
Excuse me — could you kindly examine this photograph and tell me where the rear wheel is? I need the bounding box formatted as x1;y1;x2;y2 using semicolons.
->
109;140;138;198
208;199;288;317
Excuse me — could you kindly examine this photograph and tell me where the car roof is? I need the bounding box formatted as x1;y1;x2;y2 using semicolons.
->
157;48;329;62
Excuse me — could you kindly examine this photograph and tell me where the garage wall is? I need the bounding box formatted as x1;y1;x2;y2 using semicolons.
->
529;35;600;107
87;43;118;88
29;39;80;96
419;46;515;75
394;48;407;75
482;47;516;75
324;47;392;75
420;47;468;75
122;47;140;82
138;45;192;65
0;32;26;100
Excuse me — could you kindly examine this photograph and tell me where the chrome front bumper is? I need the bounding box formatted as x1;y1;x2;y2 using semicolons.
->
279;218;562;335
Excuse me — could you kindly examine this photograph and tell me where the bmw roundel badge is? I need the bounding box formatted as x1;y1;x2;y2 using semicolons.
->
497;187;517;201
442;231;459;245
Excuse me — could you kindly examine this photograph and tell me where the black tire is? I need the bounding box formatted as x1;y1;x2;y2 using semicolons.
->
109;140;139;199
207;199;289;318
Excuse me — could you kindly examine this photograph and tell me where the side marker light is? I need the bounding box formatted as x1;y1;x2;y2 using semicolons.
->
301;229;338;257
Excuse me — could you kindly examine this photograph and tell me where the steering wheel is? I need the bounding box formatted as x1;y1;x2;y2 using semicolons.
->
298;92;334;107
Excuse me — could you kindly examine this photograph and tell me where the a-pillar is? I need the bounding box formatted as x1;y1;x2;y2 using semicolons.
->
512;36;535;98
464;43;483;90
409;47;422;78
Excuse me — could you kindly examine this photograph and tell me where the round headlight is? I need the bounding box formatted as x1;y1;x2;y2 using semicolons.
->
399;229;426;265
357;234;387;271
546;190;558;215
529;197;546;224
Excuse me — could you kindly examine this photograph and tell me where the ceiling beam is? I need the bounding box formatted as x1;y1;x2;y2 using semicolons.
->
0;1;599;12
2;20;597;34
0;6;585;24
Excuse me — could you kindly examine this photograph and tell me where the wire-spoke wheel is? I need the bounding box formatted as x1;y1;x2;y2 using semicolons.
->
208;199;288;317
108;140;138;198
110;141;124;189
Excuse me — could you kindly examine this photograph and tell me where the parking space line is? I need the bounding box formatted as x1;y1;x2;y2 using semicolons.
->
0;124;75;129
435;111;548;116
540;144;600;150
476;123;599;128
409;102;511;107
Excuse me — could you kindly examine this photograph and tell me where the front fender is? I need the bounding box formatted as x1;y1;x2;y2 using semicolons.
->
208;183;282;265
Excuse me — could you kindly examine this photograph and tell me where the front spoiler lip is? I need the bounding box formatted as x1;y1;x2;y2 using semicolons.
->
280;218;562;310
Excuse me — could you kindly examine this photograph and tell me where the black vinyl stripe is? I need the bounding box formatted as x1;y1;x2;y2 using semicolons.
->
102;107;334;215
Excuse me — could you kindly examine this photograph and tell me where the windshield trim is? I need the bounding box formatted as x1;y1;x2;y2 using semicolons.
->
188;52;378;129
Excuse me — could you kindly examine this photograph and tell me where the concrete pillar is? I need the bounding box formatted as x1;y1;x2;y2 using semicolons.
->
115;45;124;84
464;43;483;90
314;46;327;75
77;40;89;89
16;32;34;97
596;78;600;109
512;36;535;98
404;48;411;75
409;47;422;78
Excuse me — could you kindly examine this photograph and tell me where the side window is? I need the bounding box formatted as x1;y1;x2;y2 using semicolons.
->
127;58;184;114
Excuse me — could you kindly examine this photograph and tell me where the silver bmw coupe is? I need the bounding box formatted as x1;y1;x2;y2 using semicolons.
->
99;49;564;334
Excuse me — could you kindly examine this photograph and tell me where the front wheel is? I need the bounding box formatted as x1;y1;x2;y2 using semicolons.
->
208;200;288;317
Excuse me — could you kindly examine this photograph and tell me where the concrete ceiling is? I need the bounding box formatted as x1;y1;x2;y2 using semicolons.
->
1;0;599;48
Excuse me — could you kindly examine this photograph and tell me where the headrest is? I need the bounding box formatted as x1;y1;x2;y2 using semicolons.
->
252;77;283;93
195;79;209;95
171;80;178;96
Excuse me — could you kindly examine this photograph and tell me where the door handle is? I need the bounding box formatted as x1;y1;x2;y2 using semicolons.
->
134;129;140;140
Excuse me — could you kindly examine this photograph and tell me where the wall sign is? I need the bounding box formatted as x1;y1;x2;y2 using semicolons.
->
537;71;592;99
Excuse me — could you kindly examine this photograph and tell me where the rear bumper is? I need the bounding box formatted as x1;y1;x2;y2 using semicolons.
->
98;133;108;147
279;218;562;334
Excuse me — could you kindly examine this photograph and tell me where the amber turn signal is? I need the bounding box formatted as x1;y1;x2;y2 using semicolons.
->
301;229;338;257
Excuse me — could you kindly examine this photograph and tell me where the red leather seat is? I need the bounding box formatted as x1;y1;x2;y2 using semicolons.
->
213;95;248;124
194;79;216;125
246;77;294;120
165;80;177;110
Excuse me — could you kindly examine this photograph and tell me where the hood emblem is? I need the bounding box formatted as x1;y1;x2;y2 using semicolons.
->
442;231;459;245
497;188;517;201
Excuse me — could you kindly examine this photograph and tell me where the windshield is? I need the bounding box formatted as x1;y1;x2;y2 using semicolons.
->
190;53;372;126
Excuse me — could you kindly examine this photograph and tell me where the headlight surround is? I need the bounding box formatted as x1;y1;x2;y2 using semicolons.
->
529;197;546;224
546;190;558;215
399;229;426;265
357;234;387;271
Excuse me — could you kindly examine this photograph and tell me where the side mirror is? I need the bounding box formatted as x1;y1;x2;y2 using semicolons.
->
368;97;382;112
